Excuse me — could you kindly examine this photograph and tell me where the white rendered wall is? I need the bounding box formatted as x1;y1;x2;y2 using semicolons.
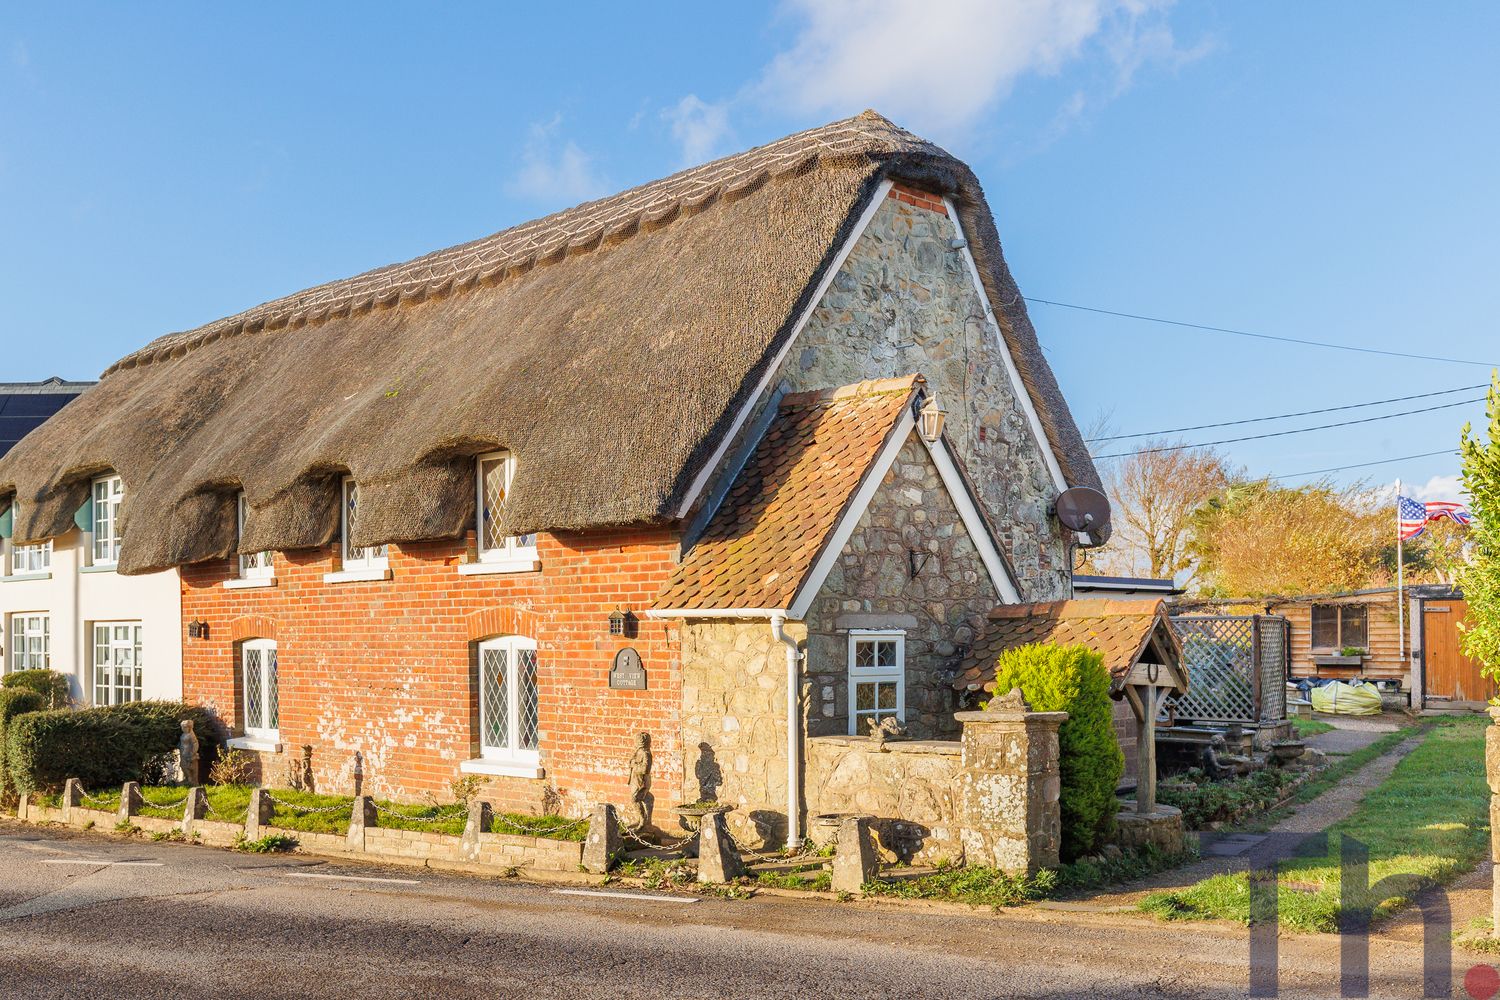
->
0;528;182;704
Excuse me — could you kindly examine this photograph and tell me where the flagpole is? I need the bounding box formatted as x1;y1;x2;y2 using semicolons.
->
1396;478;1405;664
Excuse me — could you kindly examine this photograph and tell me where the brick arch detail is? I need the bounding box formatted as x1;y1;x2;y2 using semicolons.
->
465;605;542;641
226;615;279;643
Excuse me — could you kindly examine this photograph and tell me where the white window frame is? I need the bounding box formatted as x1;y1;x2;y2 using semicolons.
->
91;474;124;567
465;452;539;575
235;493;275;582
241;638;279;741
8;613;50;671
461;634;542;778
92;621;142;706
10;538;51;577
338;476;387;573
847;629;905;736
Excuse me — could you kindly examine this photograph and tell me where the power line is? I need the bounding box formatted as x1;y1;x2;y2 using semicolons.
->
1025;297;1500;368
1269;449;1459;482
1091;395;1485;459
1090;383;1487;442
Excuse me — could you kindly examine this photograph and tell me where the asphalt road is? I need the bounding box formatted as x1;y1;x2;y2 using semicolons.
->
0;822;1469;999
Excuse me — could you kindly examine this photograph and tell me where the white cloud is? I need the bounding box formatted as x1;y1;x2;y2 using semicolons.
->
506;116;610;206
755;0;1198;138
663;95;734;167
1414;473;1467;505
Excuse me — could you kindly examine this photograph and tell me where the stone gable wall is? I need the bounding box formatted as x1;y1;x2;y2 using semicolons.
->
805;435;1000;740
707;186;1072;600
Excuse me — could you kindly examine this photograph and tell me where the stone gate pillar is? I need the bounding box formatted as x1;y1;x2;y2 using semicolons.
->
954;688;1067;875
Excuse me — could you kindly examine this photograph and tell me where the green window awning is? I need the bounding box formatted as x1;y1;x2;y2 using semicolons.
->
0;505;11;540
74;496;93;533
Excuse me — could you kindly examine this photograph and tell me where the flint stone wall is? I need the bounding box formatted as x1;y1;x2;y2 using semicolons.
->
805;735;962;863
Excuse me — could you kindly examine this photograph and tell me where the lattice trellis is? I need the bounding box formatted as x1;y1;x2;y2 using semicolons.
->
1169;615;1290;724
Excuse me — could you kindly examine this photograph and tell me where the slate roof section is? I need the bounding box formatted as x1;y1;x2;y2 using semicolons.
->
654;376;921;612
953;599;1184;692
0;379;93;459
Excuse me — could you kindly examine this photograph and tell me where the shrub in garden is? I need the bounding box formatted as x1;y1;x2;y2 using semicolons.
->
988;642;1125;861
6;700;224;796
1;669;70;709
0;688;46;798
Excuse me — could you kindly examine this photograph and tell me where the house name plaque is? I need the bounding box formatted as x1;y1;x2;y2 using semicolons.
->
609;647;647;690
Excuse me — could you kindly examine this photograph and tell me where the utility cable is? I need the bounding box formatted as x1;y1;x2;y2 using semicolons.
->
1090;383;1487;442
1091;395;1485;459
1026;297;1500;368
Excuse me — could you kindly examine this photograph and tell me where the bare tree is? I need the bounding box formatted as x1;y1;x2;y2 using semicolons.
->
1086;439;1233;585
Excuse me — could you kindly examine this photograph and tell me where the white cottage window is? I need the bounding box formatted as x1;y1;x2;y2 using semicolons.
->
92;621;142;705
848;630;905;735
9;613;50;671
241;639;279;740
91;474;124;566
237;494;274;580
462;635;541;778
11;539;51;576
340;477;387;572
472;453;538;571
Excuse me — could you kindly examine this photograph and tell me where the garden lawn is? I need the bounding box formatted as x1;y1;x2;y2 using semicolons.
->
137;786;195;820
1292;719;1336;738
1142;716;1488;932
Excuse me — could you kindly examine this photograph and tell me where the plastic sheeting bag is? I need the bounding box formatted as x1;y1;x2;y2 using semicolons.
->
1310;680;1382;716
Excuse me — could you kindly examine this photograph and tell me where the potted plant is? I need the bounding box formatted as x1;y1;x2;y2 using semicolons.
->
1312;646;1365;669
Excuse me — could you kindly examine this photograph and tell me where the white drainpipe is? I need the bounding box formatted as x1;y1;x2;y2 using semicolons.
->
770;612;802;851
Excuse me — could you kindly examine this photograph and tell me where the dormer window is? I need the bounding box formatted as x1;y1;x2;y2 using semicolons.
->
340;477;387;572
91;474;123;566
464;452;538;575
235;493;274;584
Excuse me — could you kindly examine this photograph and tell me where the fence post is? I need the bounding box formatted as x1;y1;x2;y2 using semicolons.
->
62;778;83;823
182;787;206;835
582;803;622;874
696;811;743;883
245;788;273;841
830;816;879;895
118;782;142;825
462;799;493;861
347;795;376;852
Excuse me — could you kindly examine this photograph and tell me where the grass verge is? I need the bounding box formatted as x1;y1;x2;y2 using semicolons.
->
1292;718;1336;738
1237;724;1420;833
1141;716;1486;932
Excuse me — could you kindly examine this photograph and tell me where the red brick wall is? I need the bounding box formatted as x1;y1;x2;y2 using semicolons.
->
181;528;682;819
888;181;948;216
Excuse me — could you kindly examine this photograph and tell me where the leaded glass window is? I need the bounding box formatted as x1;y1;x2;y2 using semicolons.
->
340;478;388;571
476;453;537;563
477;635;540;762
242;639;279;738
238;494;274;579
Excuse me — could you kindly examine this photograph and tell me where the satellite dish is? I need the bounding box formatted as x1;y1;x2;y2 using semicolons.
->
1053;487;1111;533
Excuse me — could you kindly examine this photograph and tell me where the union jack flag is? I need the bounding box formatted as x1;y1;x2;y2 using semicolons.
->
1399;495;1473;541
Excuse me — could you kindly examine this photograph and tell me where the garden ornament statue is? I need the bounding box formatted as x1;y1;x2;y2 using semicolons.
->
626;733;652;829
865;716;909;751
177;720;199;786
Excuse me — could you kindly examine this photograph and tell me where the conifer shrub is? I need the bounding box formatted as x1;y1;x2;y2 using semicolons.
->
988;642;1124;861
0;688;46;797
6;700;223;796
1;669;70;709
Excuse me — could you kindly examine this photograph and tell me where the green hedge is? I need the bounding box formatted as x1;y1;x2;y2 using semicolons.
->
6;700;224;796
989;643;1125;861
1;669;70;709
0;688;46;798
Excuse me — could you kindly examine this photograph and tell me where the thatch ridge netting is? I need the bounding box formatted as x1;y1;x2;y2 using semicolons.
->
0;111;1099;574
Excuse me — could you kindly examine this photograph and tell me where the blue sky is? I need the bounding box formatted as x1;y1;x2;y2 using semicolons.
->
2;2;1495;502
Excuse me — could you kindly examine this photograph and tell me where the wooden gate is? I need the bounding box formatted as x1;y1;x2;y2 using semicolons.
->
1422;599;1497;704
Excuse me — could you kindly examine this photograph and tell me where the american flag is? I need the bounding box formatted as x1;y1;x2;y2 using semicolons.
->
1399;495;1473;541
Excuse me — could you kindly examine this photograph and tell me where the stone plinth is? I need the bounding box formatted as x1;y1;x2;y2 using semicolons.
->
1114;805;1184;855
954;692;1067;876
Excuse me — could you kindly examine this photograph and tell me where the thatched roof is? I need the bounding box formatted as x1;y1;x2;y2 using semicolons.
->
0;111;1100;574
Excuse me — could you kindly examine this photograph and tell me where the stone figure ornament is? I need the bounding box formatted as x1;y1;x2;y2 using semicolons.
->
986;687;1030;713
626;733;652;829
865;716;909;751
177;720;199;786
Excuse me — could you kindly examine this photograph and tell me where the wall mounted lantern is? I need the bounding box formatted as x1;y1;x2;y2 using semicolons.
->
608;609;626;637
187;619;209;640
918;394;947;443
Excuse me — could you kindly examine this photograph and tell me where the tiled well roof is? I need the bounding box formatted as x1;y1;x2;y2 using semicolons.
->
654;376;921;612
953;599;1183;692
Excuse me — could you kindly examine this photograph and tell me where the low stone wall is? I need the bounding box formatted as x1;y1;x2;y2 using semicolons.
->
15;786;583;874
805;736;963;864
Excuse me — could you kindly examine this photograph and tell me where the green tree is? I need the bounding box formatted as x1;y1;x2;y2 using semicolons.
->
1458;373;1500;681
